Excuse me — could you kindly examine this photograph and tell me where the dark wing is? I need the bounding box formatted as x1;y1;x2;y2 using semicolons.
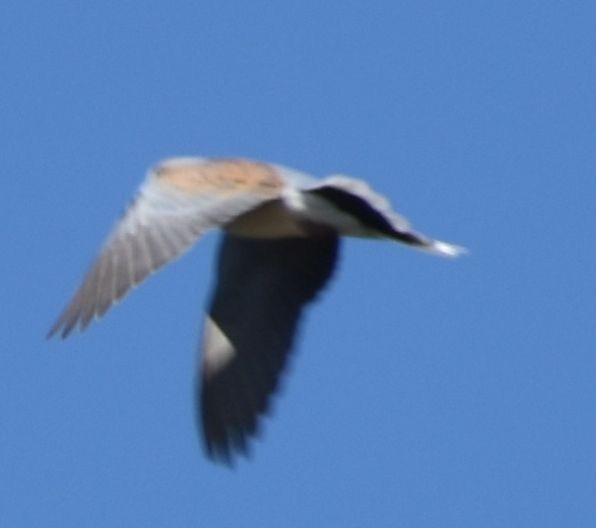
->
48;158;283;338
199;234;340;464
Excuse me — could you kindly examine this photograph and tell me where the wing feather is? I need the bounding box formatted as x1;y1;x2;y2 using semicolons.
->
199;234;340;464
48;158;283;338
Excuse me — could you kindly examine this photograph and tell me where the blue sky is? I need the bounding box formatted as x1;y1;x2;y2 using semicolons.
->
3;1;596;526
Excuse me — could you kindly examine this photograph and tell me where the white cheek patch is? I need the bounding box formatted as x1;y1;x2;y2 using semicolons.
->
202;316;236;379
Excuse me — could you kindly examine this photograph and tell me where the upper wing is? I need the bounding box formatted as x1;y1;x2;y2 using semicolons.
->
199;233;340;464
307;175;466;257
48;158;284;338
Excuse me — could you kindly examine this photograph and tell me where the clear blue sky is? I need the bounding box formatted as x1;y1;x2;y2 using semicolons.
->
3;1;595;526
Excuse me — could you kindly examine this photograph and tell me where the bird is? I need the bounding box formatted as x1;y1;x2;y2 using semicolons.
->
48;156;465;464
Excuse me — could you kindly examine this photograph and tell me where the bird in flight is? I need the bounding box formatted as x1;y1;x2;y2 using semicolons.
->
48;157;465;464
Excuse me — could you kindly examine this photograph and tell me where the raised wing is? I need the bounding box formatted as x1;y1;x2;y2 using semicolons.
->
199;233;340;464
48;158;284;338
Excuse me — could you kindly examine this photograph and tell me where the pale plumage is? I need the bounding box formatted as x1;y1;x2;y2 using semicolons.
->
48;157;465;464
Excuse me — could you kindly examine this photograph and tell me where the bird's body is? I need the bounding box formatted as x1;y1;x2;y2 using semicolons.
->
48;157;465;464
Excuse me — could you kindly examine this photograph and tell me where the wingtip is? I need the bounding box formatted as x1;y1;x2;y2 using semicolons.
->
203;436;245;468
428;240;468;258
46;322;61;340
46;315;79;340
45;325;67;341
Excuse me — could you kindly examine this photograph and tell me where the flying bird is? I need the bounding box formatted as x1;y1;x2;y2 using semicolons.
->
48;157;465;464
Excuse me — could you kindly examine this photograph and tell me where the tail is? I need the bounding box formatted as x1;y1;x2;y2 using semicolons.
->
423;239;467;258
390;229;467;258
